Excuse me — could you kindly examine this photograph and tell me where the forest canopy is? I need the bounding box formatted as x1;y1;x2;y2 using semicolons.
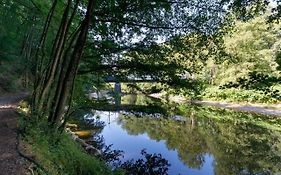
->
2;1;281;175
0;0;280;126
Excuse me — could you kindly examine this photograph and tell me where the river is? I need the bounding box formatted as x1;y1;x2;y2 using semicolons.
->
81;94;281;175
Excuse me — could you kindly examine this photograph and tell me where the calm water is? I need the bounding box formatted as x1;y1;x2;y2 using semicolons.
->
84;95;281;175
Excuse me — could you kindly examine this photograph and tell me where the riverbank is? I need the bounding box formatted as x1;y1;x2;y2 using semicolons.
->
0;93;122;175
18;110;122;175
149;93;281;116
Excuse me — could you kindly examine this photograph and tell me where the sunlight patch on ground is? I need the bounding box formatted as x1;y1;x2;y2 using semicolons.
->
0;105;17;109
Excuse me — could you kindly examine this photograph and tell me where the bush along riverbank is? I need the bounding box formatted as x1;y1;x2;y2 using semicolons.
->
200;86;281;105
18;104;171;175
18;107;124;175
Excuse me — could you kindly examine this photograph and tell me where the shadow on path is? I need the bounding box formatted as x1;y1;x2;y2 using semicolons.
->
0;93;28;175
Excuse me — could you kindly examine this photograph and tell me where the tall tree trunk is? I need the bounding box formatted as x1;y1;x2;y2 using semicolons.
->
46;3;81;116
48;0;95;125
47;26;81;122
36;0;74;112
37;0;80;115
33;0;58;112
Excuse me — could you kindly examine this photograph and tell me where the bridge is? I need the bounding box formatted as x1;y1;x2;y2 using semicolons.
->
103;76;157;83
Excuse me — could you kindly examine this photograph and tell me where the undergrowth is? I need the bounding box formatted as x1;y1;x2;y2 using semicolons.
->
18;114;123;175
201;86;281;104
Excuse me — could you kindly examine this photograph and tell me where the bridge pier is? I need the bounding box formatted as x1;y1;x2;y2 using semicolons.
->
114;82;121;94
114;82;121;106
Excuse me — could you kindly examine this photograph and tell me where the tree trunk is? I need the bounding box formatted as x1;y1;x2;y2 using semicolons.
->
32;0;58;112
36;0;73;112
48;0;95;125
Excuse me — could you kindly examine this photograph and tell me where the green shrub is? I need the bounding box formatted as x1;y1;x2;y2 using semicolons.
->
201;86;281;104
20;117;123;175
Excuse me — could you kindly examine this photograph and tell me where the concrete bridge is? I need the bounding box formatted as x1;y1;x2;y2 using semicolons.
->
104;76;157;83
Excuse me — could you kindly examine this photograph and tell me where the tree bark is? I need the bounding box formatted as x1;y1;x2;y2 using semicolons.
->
32;0;58;112
37;0;74;112
48;0;95;125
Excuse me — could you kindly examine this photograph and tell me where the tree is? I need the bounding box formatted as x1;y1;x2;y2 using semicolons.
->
1;0;274;127
216;16;281;85
0;0;40;91
117;105;281;175
31;0;232;128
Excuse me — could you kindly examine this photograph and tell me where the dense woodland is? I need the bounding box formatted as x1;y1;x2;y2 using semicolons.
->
1;0;281;174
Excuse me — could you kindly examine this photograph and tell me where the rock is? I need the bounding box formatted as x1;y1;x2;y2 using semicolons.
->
65;123;78;128
74;131;93;138
86;146;102;156
66;128;102;156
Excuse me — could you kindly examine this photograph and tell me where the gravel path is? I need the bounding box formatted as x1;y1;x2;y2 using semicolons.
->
0;93;28;175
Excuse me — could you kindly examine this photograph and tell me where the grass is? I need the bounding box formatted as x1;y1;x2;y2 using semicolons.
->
19;114;123;175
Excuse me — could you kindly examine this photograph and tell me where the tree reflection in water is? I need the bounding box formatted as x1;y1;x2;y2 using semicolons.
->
83;102;281;175
117;106;281;175
119;149;170;175
87;134;170;175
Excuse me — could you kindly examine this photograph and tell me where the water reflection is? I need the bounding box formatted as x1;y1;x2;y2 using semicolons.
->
86;111;215;175
84;108;281;175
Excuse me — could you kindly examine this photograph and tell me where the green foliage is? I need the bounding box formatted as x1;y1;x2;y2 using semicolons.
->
220;71;280;90
0;0;47;91
20;117;122;175
122;83;163;94
202;86;281;103
120;149;170;175
216;72;281;103
118;104;281;175
201;15;281;86
195;15;281;103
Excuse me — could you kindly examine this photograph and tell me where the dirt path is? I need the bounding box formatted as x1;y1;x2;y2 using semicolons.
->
0;93;28;175
149;94;281;116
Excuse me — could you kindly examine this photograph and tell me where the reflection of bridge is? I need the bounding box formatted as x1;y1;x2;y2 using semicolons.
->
91;104;167;114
